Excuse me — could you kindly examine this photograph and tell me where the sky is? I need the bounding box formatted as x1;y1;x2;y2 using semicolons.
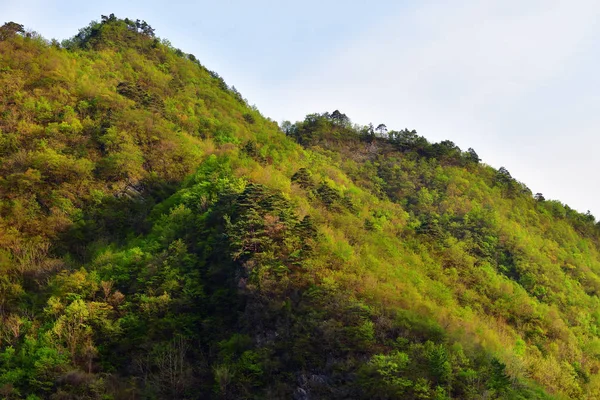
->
2;0;600;216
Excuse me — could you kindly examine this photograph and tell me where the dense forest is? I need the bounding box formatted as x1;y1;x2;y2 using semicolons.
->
1;15;600;399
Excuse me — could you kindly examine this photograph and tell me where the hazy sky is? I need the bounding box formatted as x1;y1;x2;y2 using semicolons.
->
2;0;599;216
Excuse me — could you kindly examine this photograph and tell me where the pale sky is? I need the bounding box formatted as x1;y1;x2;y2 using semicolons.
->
2;0;599;217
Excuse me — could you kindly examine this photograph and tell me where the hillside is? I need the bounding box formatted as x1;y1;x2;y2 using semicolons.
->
1;16;600;399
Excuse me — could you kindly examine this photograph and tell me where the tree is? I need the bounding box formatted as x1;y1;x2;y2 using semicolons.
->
291;168;314;189
0;22;25;40
316;182;342;209
488;359;511;393
534;193;545;202
375;124;388;137
280;120;293;135
426;343;452;386
100;14;117;24
496;167;512;184
430;140;460;160
330;110;350;126
243;113;256;124
584;210;596;223
101;13;118;23
136;19;155;37
466;148;480;164
361;123;375;140
392;129;428;152
242;140;260;158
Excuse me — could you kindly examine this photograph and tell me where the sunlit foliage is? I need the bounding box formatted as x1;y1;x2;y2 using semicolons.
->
0;16;599;399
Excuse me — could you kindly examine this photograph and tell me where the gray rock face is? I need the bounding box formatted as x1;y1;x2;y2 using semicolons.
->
293;387;309;400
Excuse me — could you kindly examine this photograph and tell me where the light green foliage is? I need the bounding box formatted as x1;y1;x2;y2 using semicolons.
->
425;342;452;386
362;351;413;396
1;15;600;400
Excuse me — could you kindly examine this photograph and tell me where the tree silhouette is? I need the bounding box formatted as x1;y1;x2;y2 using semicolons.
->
466;148;480;163
375;124;388;136
534;193;545;202
0;22;25;40
330;109;350;126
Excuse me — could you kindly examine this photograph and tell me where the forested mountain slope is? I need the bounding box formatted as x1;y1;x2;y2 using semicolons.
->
1;16;600;399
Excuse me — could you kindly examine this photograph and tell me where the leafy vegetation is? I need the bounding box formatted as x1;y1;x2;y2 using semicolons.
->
1;15;600;399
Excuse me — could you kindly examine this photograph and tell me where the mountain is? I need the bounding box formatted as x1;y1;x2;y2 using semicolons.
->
1;15;600;399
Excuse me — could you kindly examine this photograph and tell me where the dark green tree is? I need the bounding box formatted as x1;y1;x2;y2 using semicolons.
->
466;147;481;163
375;124;388;137
0;22;25;40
